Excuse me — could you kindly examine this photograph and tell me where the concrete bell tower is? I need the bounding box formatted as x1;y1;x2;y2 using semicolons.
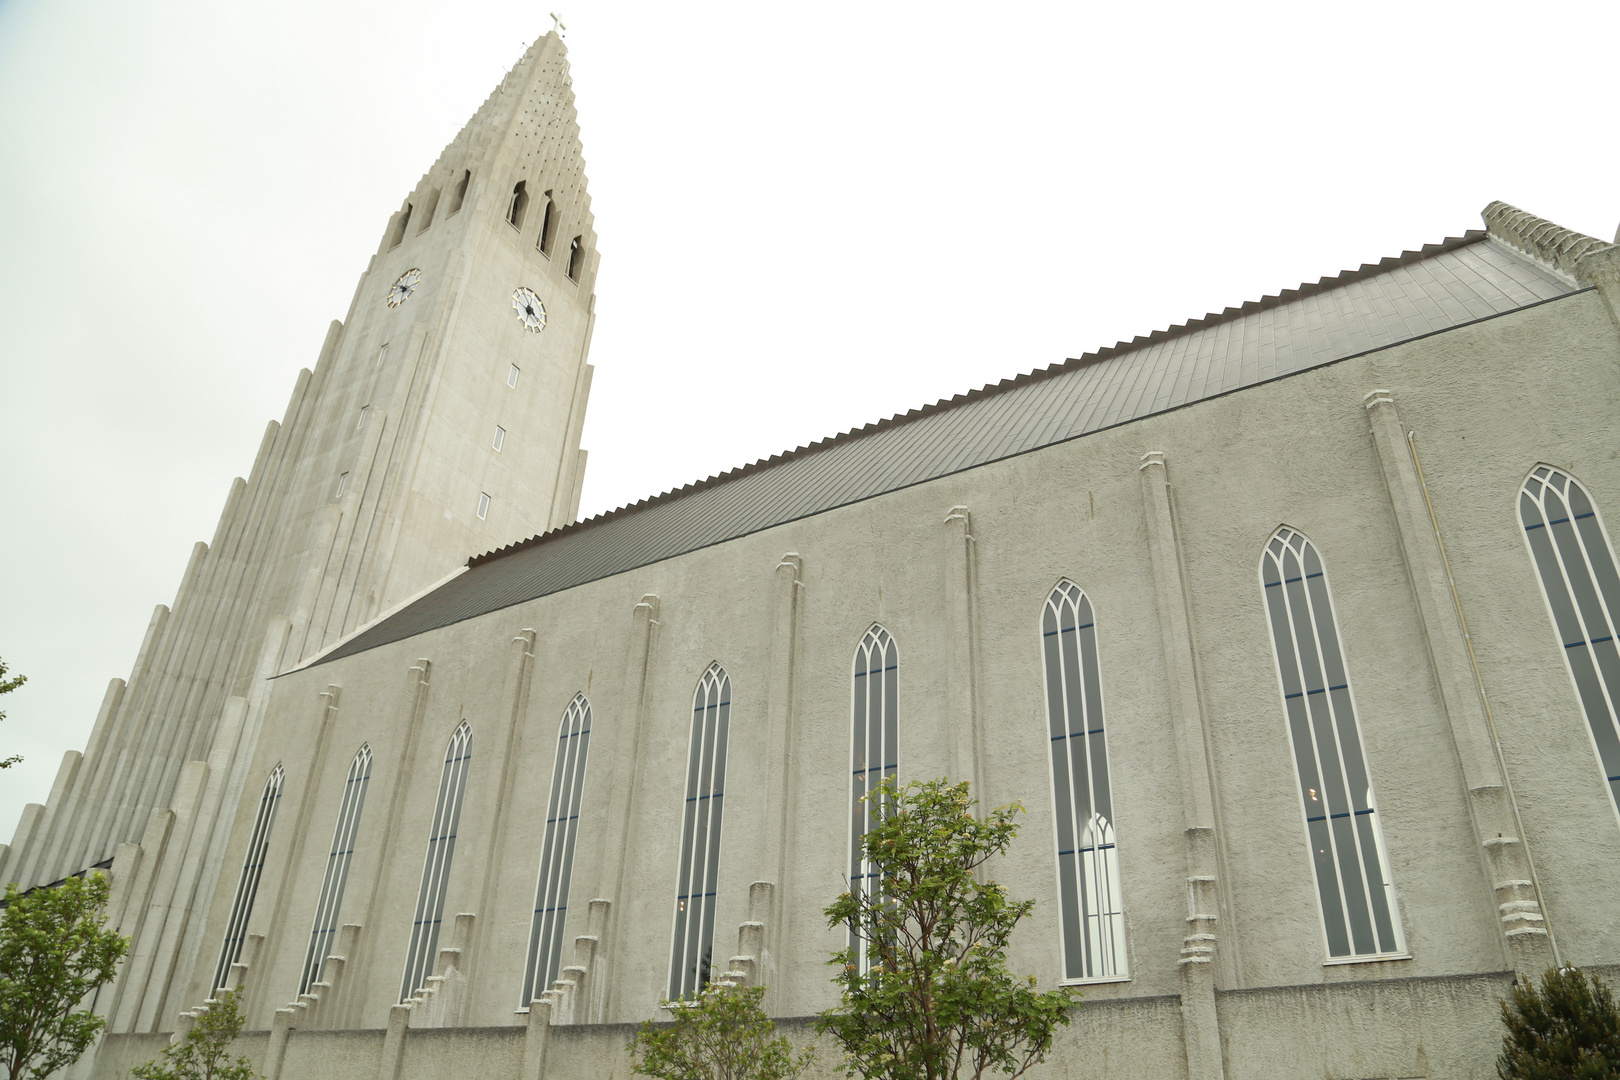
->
0;31;598;1003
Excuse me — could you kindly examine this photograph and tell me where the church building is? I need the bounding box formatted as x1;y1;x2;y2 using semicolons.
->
7;28;1620;1080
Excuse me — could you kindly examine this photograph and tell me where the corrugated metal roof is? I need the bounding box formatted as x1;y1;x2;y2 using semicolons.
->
309;232;1577;667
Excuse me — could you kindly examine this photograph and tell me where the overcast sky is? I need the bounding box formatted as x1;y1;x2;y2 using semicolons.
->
1;0;1617;836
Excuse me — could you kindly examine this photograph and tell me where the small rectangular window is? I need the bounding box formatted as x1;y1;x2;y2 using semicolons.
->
493;426;506;452
507;365;520;389
335;472;349;499
356;405;369;431
377;344;388;367
476;492;490;520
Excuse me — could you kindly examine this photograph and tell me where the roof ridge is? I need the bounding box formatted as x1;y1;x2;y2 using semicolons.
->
466;229;1487;570
1483;201;1612;282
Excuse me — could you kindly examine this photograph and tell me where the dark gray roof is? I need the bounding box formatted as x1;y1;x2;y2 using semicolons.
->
310;231;1577;667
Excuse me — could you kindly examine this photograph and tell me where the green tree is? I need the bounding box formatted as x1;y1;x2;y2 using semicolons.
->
629;982;814;1080
0;657;25;769
0;873;129;1080
1500;966;1620;1079
132;989;259;1080
818;778;1078;1080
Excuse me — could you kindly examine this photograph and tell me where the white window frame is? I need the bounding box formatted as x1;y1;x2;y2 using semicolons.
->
521;695;593;1005
668;663;731;1000
377;343;388;367
476;492;490;520
1260;527;1406;963
335;472;349;499
507;365;521;389
356;405;369;432
493;426;506;452
400;722;473;1002
299;745;372;995
1039;582;1129;985
212;764;286;993
1519;465;1620;828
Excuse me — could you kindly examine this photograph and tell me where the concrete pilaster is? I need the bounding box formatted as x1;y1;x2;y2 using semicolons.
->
1138;451;1226;1080
600;595;659;1022
943;506;985;797
1363;390;1555;973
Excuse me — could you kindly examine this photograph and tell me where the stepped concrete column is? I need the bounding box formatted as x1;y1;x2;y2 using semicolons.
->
1139;451;1227;1080
600;595;659;1023
1363;390;1556;973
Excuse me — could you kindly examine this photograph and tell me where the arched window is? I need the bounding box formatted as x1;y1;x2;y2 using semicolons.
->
1520;466;1620;819
669;664;731;1000
1040;583;1126;982
537;191;556;255
1260;528;1402;959
508;181;529;230
299;745;373;995
400;722;473;1001
567;236;584;282
522;695;592;1006
212;764;286;993
849;625;897;972
449;169;471;215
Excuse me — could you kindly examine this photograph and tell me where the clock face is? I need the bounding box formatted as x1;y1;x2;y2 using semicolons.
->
387;268;422;308
511;287;547;333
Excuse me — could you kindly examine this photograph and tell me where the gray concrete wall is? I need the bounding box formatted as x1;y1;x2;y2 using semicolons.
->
140;282;1620;1080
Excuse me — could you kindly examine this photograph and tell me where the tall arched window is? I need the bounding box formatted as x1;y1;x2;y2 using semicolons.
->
1261;528;1402;959
1520;466;1620;819
849;625;898;972
299;745;373;995
400;722;473;1001
1040;583;1126;982
212;764;286;993
669;664;731;1000
522;695;593;1006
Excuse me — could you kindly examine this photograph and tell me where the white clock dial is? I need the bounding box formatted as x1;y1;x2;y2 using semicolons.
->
511;287;547;333
387;268;422;308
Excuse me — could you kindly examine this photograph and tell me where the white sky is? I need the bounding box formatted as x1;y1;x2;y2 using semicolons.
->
1;0;1617;837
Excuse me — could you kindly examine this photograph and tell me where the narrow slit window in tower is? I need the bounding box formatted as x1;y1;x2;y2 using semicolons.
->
356;405;369;431
537;191;556;255
388;204;412;249
493;426;506;452
400;722;473;1001
669;663;731;1000
449;170;471;215
508;181;529;230
476;492;490;520
522;694;593;1005
377;343;388;367
1260;527;1403;960
334;472;349;500
508;365;521;389
418;187;441;233
567;236;584;281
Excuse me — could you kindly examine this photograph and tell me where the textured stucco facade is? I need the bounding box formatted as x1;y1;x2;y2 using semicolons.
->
11;28;1620;1080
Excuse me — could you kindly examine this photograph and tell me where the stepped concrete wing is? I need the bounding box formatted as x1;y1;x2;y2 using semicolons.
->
308;232;1578;667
